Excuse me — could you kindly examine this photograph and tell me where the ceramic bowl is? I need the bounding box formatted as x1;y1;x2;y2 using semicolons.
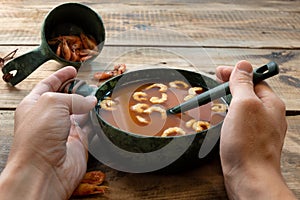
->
93;68;231;172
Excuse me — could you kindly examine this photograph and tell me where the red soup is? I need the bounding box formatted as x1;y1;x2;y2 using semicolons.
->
98;80;227;137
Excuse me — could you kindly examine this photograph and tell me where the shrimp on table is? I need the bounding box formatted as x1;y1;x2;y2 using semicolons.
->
72;170;108;197
72;183;108;196
80;171;106;185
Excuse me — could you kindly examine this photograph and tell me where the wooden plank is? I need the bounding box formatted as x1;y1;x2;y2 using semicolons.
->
1;46;299;111
0;111;13;172
1;111;299;199
0;0;299;48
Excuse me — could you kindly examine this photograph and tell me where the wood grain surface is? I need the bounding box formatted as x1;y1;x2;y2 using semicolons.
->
0;0;299;199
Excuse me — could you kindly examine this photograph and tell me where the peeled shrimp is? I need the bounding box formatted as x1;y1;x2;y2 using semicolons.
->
169;80;189;89
144;106;167;120
149;93;168;104
188;87;203;95
100;98;117;111
133;92;148;102
192;121;210;132
185;119;196;128
136;115;150;124
211;103;227;112
184;87;203;101
145;83;168;92
162;127;186;137
130;103;149;113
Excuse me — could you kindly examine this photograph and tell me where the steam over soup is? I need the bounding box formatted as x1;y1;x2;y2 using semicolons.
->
97;80;227;137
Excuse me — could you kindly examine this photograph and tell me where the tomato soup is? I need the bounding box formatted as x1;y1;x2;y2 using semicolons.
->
97;80;227;137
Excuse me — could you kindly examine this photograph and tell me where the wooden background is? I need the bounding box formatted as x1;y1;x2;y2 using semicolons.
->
0;0;299;199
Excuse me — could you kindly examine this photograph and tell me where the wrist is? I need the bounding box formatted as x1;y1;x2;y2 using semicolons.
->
223;163;296;200
0;157;64;200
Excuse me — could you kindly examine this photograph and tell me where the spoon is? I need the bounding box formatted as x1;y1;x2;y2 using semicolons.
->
167;61;279;115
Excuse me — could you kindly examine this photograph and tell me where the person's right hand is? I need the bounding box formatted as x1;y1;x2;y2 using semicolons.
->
216;60;296;199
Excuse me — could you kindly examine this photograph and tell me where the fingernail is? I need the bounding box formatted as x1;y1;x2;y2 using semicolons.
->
236;60;253;74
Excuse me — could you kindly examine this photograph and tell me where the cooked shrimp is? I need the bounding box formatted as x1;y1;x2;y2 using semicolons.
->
130;103;149;113
62;38;71;60
188;87;203;95
183;94;195;101
72;170;108;197
183;87;203;101
161;127;186;137
114;63;127;75
80;33;98;51
211;103;227;112
145;83;168;92
149;93;168;104
144;105;167;120
94;71;113;81
133;92;148;102
136;115;150;124
185;119;196;128
80;171;105;185
72;184;108;196
192;121;210;132
100;99;117;111
169;80;189;89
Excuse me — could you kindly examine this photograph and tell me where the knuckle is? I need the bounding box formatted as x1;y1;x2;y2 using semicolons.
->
39;92;58;104
233;97;262;110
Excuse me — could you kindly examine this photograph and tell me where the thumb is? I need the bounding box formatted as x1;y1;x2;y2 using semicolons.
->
229;60;256;99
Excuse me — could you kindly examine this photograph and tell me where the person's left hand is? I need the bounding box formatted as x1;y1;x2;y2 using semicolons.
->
0;66;97;200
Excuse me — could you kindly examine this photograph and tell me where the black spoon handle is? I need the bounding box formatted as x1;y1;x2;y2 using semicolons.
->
167;61;279;115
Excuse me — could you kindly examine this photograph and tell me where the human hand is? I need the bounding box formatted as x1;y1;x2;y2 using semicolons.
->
216;60;296;199
0;66;97;200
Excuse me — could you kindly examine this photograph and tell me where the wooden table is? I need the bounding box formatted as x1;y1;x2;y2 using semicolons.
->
0;1;299;199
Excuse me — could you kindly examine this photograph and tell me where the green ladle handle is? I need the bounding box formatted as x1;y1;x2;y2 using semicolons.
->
2;47;51;86
167;61;279;115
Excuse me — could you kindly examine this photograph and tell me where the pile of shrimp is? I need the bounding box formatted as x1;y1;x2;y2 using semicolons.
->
93;64;127;81
48;32;99;62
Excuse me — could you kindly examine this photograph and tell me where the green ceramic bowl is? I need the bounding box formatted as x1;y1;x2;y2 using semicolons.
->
93;68;231;172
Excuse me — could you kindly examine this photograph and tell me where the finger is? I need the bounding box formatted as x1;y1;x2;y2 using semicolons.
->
254;81;275;99
18;66;77;111
39;92;97;115
215;66;233;83
70;116;89;152
31;66;77;96
254;81;285;110
229;60;256;99
71;113;90;128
